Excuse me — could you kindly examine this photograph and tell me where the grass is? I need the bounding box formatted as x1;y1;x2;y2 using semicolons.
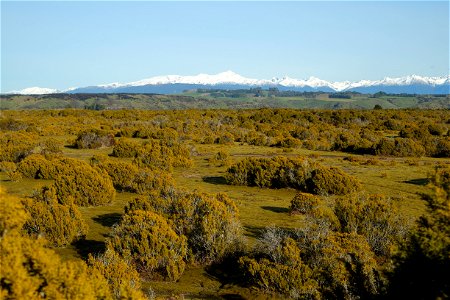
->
1;93;448;110
0;138;446;299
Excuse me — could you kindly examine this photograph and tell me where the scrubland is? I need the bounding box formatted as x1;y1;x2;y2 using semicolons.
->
1;108;449;299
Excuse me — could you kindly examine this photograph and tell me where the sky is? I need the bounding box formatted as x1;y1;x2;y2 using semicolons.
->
1;1;449;91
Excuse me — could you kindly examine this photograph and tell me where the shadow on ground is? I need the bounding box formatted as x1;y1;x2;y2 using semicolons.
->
261;206;289;213
93;212;122;227
404;178;429;186
73;239;106;259
202;176;228;185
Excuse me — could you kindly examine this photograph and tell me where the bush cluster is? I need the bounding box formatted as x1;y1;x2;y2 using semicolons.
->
289;192;320;214
107;210;187;281
0;188;148;300
22;186;88;247
88;249;147;299
16;155;116;206
74;129;115;149
0;131;37;162
112;138;193;170
226;156;361;195
91;155;174;194
239;190;410;298
240;227;379;299
390;166;450;298
125;190;242;265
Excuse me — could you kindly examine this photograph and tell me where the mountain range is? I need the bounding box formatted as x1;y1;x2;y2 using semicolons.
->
7;71;450;95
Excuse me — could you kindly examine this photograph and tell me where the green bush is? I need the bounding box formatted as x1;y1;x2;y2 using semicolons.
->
0;161;22;181
391;166;450;298
52;158;115;206
126;190;242;264
22;186;88;247
239;238;320;299
0;132;37;162
307;166;361;196
317;232;379;299
240;226;379;299
1;232;113;300
91;155;174;194
74;129;115;149
39;138;64;154
17;154;57;179
226;156;360;195
107;210;187;281
373;138;426;157
334;193;409;257
208;150;231;167
289;192;320;214
132;169;174;194
111;138;141;158
0;189;112;300
132;139;193;171
90;156;138;191
88;249;148;299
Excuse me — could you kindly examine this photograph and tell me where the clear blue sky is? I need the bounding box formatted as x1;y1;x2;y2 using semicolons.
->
2;1;449;91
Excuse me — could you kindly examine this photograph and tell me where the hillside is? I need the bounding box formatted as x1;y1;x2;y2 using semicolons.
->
1;92;449;110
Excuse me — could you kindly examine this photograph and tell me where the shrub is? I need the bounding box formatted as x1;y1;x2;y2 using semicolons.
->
0;188;112;299
239;238;320;299
225;156;315;188
91;155;174;194
373;138;426;157
0;132;37;162
289;192;320;214
215;132;235;145
52;158;115;206
17;154;57;179
132;169;174;194
111;138;141;158
240;225;379;299
226;156;360;195
133;139;193;171
0;117;29;131
307;166;361;196
0;187;28;237
317;232;379;299
126;190;242;264
107;210;187;281
22;186;88;247
74;129;115;149
91;155;139;191
0;161;17;173
39;138;64;154
277;137;302;149
0;161;22;181
88;249;148;300
334;193;409;257
390;166;450;299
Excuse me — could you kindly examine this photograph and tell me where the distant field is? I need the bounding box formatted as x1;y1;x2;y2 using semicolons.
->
1;92;449;110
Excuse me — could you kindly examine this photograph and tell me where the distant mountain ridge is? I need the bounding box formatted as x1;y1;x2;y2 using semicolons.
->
7;71;450;95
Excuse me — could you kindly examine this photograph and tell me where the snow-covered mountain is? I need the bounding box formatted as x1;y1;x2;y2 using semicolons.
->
6;71;450;95
7;87;60;95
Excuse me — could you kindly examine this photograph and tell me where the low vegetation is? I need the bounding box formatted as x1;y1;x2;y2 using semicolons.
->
0;107;448;299
226;156;361;195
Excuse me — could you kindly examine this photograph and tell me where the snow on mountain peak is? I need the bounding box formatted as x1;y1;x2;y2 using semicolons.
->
6;87;60;95
5;72;449;94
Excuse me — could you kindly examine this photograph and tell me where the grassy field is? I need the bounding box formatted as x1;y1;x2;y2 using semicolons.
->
1;133;446;299
1;93;448;110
